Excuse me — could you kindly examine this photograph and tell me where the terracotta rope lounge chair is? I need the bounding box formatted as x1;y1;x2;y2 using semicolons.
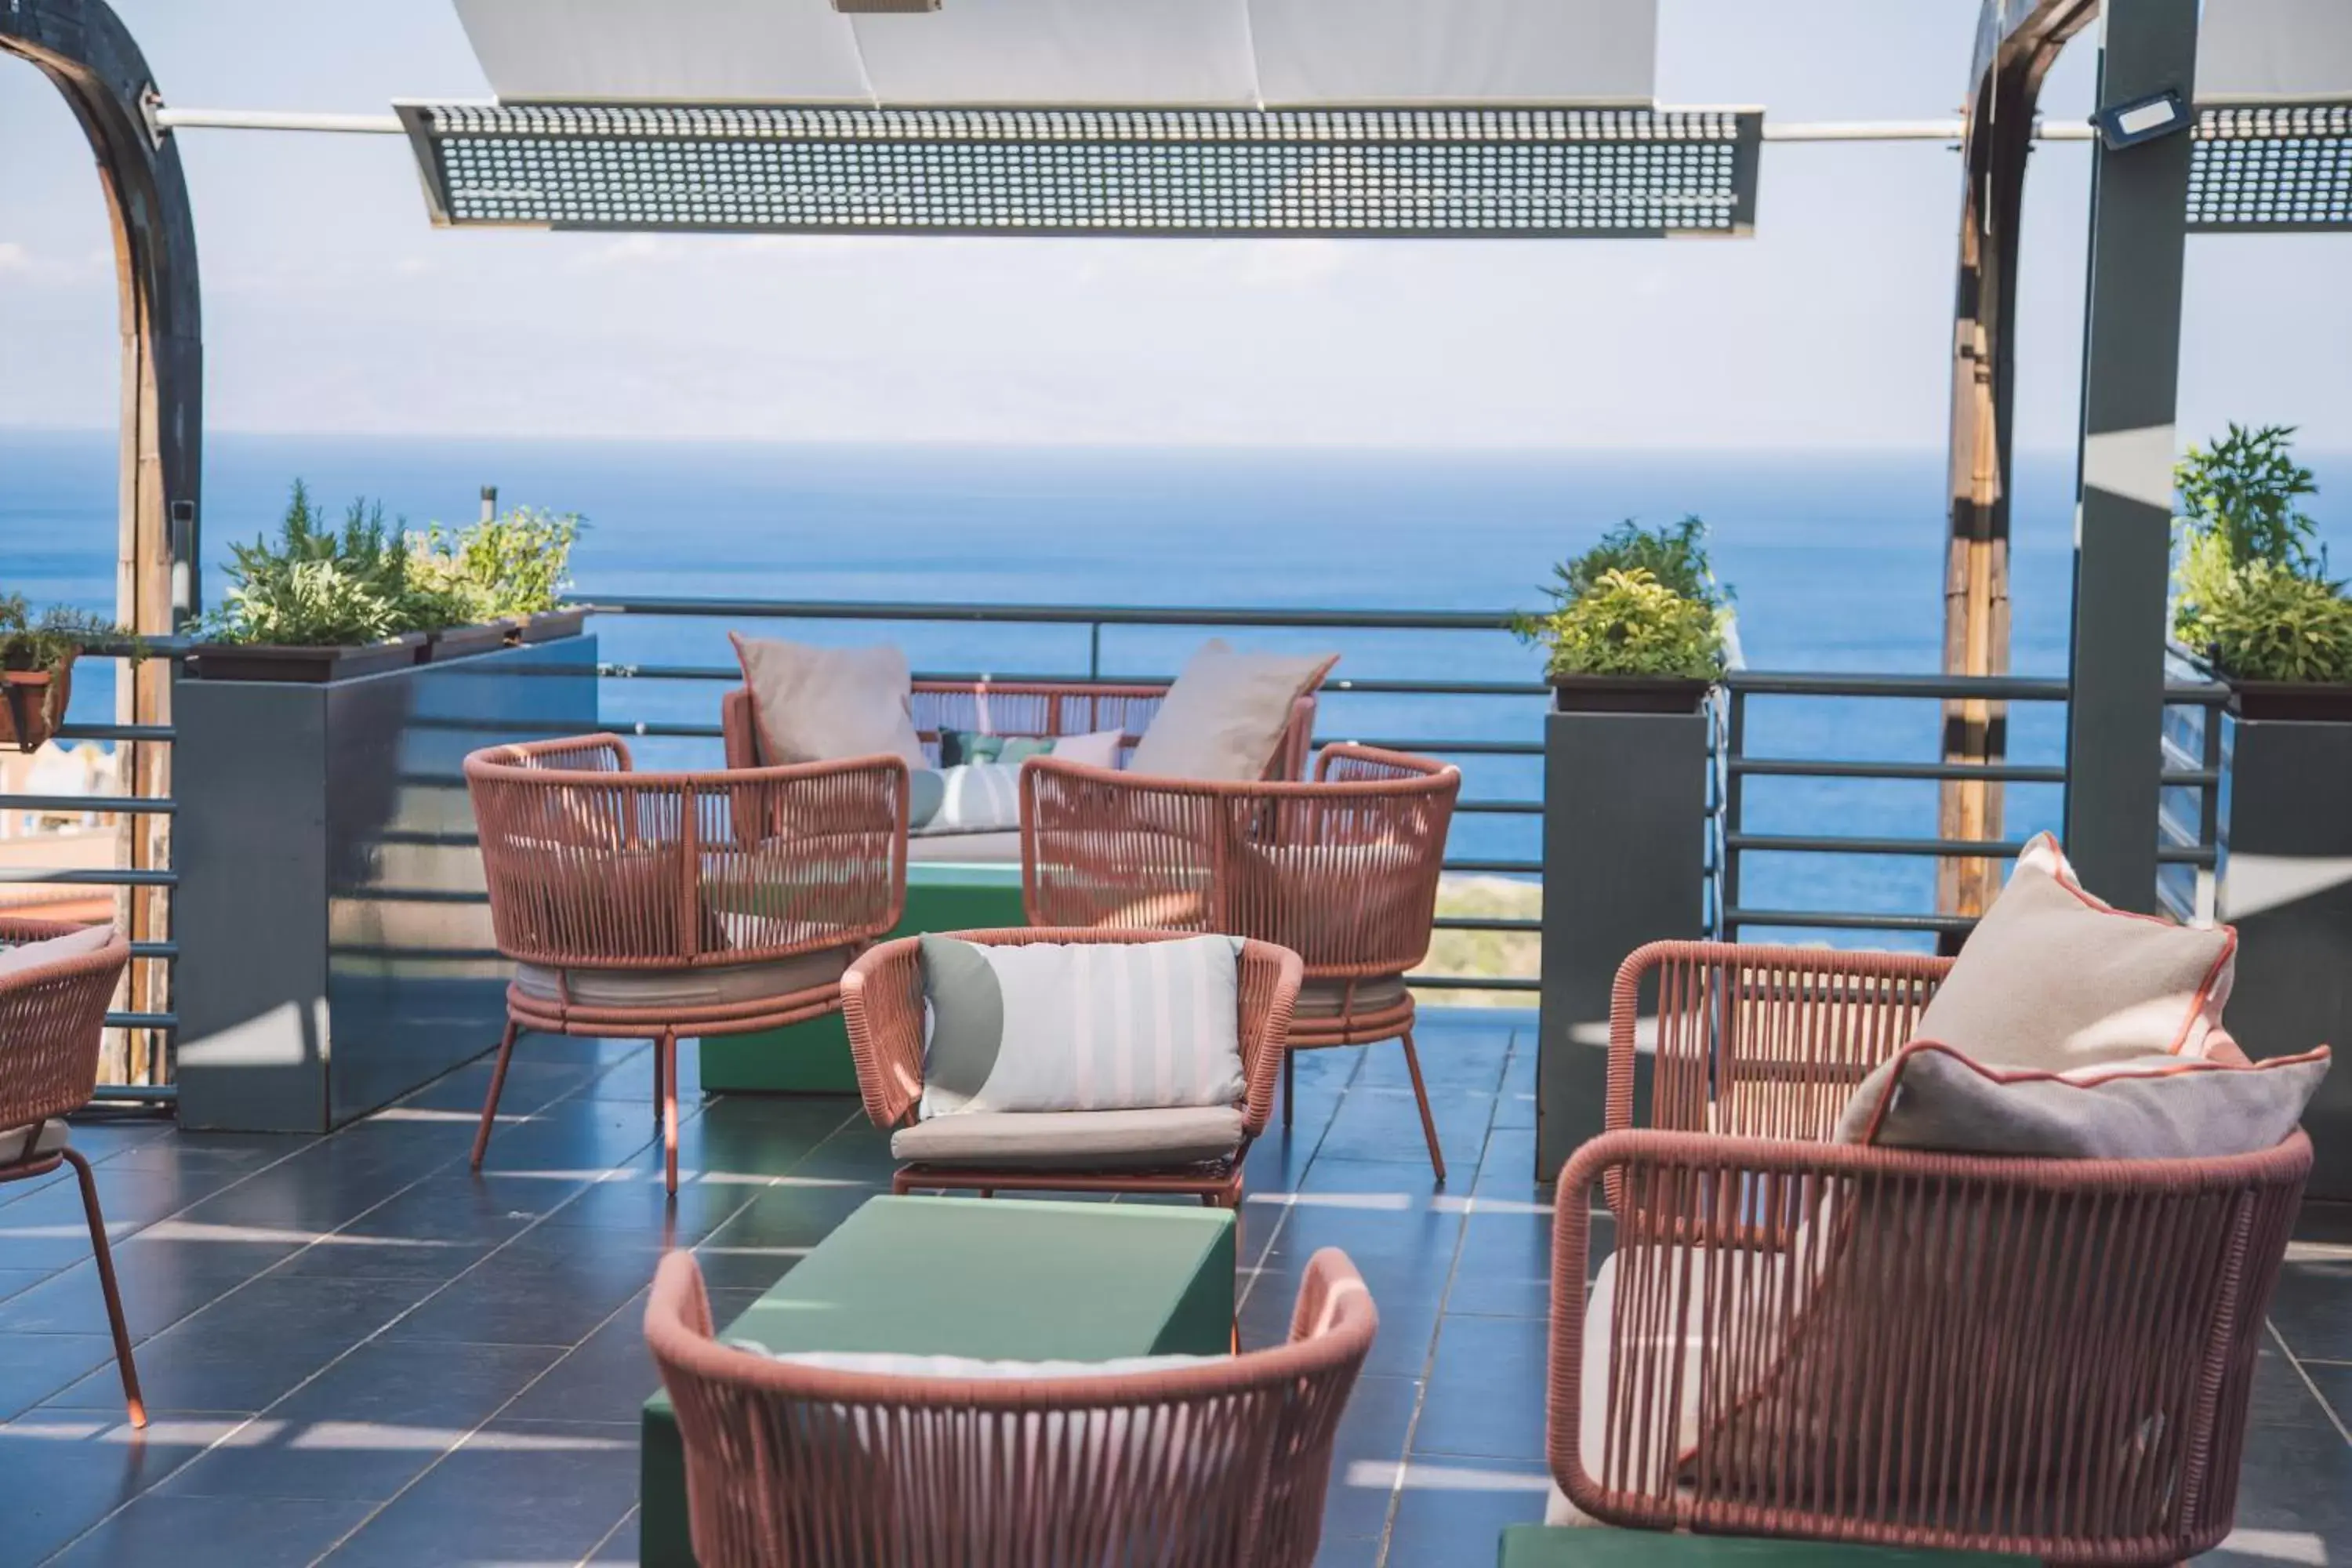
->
645;1243;1377;1568
724;677;1319;781
0;916;144;1427
465;734;908;1192
840;927;1300;1207
1020;743;1459;1178
1548;939;2311;1565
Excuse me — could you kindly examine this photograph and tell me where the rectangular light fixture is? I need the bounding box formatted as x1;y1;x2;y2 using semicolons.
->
833;0;940;11
2096;89;2189;151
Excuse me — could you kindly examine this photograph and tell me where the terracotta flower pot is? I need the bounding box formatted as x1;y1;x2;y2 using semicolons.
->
0;662;71;754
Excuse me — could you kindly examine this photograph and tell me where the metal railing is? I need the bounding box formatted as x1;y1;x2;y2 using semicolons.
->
1715;668;2231;941
0;641;182;1101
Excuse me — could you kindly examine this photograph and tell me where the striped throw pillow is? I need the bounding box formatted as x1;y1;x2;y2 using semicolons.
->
918;935;1247;1119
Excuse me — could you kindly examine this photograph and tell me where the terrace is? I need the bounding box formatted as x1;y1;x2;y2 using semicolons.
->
5;2;2352;1566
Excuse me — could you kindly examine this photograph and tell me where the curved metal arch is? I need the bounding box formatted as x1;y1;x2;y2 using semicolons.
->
1936;0;2100;930
2;0;201;1083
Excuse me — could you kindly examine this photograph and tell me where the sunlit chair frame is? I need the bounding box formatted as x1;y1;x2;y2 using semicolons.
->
1019;743;1459;1178
0;916;144;1427
1549;939;2311;1565
465;734;908;1192
645;1243;1376;1568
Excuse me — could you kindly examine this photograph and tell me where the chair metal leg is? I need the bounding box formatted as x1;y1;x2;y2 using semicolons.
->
659;1031;679;1196
64;1148;145;1429
1399;1029;1446;1183
1283;1047;1295;1131
470;1019;521;1171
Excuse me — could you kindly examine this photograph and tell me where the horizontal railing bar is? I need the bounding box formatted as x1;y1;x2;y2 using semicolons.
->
587;596;1519;631
1432;916;1541;933
1406;974;1539;992
103;1011;176;1029
372;888;489;904
2159;768;2220;787
1730;758;2068;783
1327;738;1540;757
2157;844;2218;867
0;793;176;815
586;662;1548;698
1726;672;2070;699
1727;833;2028;858
85;1083;178;1105
130;942;178;960
1726;907;1977;934
1442;858;1541;875
0;867;176;886
52;722;174;742
1454;800;1541;815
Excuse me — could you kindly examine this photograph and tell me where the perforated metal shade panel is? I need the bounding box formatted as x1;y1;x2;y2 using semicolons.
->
394;102;1762;238
2187;102;2352;231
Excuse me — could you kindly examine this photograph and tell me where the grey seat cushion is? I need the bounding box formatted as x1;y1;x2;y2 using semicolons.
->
513;945;851;1010
1294;975;1410;1019
891;1105;1247;1171
0;1117;70;1167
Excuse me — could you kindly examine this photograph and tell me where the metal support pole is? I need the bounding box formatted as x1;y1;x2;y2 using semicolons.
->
2062;0;2199;912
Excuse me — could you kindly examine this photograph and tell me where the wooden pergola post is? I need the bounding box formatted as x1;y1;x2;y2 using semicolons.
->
2;0;201;1084
1938;0;2097;935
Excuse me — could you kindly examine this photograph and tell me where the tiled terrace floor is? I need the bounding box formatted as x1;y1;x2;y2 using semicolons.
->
1;1011;2347;1567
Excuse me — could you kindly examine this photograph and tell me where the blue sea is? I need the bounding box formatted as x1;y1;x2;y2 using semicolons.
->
5;429;2344;940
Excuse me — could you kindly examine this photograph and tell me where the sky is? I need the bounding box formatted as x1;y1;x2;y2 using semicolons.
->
0;0;2346;452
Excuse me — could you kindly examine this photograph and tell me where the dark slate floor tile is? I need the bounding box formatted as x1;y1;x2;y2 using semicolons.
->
2302;1359;2352;1428
1411;1315;1548;1465
0;1411;238;1568
1322;1373;1420;1542
1381;1458;1551;1568
0;1207;134;1271
1314;1534;1382;1568
2212;1414;2352;1553
1470;1128;1543;1200
1443;1208;1553;1319
588;1506;641;1562
0;1245;281;1340
379;1229;662;1348
315;1418;640;1566
157;1339;567;1502
0;1331;118;1421
498;1289;662;1426
50;1491;377;1567
2268;1255;2352;1362
0;1268;51;1305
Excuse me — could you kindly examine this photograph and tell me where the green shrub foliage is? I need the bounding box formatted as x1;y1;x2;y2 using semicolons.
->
1516;517;1730;680
2172;425;2344;683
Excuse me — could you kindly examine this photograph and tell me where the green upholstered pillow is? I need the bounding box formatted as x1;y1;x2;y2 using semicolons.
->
917;935;1246;1119
938;729;1054;768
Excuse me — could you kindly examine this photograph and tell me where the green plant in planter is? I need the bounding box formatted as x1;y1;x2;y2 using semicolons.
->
204;481;464;647
409;506;584;621
1515;517;1731;680
1523;568;1726;679
0;593;142;732
2171;424;2344;682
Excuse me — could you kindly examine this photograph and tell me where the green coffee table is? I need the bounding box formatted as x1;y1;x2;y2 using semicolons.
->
700;861;1025;1093
1499;1526;2031;1566
641;1194;1236;1567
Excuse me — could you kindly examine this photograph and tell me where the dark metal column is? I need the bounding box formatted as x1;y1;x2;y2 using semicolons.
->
2062;0;2198;910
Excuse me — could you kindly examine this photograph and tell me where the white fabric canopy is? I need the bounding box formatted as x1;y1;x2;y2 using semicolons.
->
2197;0;2352;102
452;0;1657;108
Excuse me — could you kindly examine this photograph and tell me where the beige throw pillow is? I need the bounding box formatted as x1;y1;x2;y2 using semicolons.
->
729;633;927;772
0;922;114;979
1127;639;1335;782
1906;833;2235;1069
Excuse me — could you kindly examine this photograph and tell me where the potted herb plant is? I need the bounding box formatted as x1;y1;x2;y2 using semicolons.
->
192;483;588;680
1515;517;1733;713
2171;423;2352;720
0;594;141;753
411;504;586;648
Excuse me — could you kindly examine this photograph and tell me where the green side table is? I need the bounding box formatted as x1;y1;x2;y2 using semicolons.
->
700;861;1025;1093
1499;1526;2032;1566
641;1194;1236;1567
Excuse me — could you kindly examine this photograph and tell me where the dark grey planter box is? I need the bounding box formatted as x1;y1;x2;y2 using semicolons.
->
174;636;597;1132
2214;711;2352;1201
1536;706;1711;1181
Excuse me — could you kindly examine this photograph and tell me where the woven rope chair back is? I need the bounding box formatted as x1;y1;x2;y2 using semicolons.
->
647;1246;1377;1568
0;919;129;1135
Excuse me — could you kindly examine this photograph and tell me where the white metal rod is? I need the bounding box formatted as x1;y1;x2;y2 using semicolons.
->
150;105;2100;144
151;107;405;134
